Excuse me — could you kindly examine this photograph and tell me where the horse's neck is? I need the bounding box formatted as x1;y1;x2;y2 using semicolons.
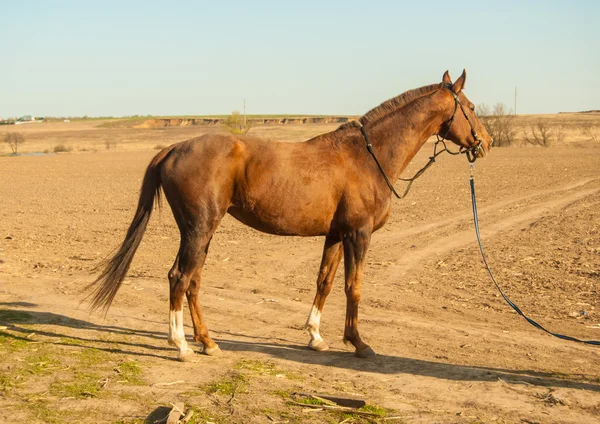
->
367;91;447;182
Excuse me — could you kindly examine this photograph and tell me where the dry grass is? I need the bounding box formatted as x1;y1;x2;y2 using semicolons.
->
53;144;73;153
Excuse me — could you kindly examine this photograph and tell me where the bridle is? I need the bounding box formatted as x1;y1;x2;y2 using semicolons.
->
442;86;484;163
360;85;485;199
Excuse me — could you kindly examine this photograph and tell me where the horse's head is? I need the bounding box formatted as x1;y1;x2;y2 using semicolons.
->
438;70;492;160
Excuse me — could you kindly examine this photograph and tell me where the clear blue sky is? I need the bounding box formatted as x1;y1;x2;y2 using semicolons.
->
1;0;598;117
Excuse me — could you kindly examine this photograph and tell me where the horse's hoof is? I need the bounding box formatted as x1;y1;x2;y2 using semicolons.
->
308;339;329;352
177;349;196;362
203;345;222;356
355;346;376;358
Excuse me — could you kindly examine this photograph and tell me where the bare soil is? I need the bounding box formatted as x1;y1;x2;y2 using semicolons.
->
1;122;599;423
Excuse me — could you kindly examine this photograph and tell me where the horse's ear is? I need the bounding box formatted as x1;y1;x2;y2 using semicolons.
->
442;70;452;85
452;69;467;93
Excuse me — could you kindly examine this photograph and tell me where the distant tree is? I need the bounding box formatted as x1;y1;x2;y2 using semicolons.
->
476;103;517;147
554;123;566;144
475;104;490;118
581;123;599;143
524;119;553;147
224;110;253;135
4;132;25;155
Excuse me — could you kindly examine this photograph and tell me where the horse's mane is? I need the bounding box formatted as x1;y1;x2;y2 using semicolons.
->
339;82;442;129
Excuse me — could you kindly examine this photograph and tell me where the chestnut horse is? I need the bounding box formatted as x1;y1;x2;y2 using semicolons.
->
88;70;492;361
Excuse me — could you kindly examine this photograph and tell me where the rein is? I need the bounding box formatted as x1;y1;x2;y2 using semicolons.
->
469;163;600;346
360;86;481;199
362;87;600;345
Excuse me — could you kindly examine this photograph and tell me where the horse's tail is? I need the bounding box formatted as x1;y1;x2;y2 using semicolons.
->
86;144;177;314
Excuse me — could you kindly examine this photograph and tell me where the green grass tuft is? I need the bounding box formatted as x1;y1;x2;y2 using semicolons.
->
27;399;73;424
235;359;277;373
272;389;292;398
296;397;326;405
0;372;22;393
50;372;102;398
78;347;110;365
115;361;144;386
360;403;387;416
0;331;31;352
25;353;62;376
235;358;302;380
337;403;388;423
205;372;246;396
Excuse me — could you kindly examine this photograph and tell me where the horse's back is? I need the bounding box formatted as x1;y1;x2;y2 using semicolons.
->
159;133;350;236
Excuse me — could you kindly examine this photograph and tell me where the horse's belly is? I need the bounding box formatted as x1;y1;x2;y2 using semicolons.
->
227;198;334;237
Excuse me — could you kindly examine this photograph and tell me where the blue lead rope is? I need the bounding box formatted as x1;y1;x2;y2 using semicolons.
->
469;164;600;346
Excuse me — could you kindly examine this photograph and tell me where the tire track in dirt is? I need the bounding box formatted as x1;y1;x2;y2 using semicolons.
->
376;180;600;279
374;177;598;245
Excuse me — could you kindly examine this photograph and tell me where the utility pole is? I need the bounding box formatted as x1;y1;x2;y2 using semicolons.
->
514;86;518;115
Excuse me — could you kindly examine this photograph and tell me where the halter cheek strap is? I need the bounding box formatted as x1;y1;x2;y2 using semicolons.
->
443;87;483;163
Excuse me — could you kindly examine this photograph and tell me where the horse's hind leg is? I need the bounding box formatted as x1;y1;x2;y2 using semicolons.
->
306;234;343;351
186;240;221;356
168;215;222;361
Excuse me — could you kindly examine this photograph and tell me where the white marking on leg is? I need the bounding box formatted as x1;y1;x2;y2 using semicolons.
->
306;305;323;344
169;309;193;357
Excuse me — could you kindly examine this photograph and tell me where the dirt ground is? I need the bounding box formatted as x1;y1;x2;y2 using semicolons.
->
1;120;600;424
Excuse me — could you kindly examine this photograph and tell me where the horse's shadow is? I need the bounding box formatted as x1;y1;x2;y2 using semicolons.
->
217;337;600;392
1;303;598;392
0;303;175;361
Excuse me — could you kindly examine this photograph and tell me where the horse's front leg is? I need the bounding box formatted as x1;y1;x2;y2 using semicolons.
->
306;234;343;351
342;228;375;358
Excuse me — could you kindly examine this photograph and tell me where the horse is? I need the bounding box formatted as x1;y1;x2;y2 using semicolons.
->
87;70;492;361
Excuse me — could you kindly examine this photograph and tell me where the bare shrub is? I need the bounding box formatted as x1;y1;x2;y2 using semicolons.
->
554;124;566;144
53;144;73;153
104;140;117;150
4;132;25;155
154;144;166;150
581;123;599;142
476;103;517;147
524;119;553;147
224;111;253;135
475;104;490;118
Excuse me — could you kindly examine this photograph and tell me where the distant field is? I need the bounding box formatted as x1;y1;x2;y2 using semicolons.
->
0;112;599;156
0;119;344;155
